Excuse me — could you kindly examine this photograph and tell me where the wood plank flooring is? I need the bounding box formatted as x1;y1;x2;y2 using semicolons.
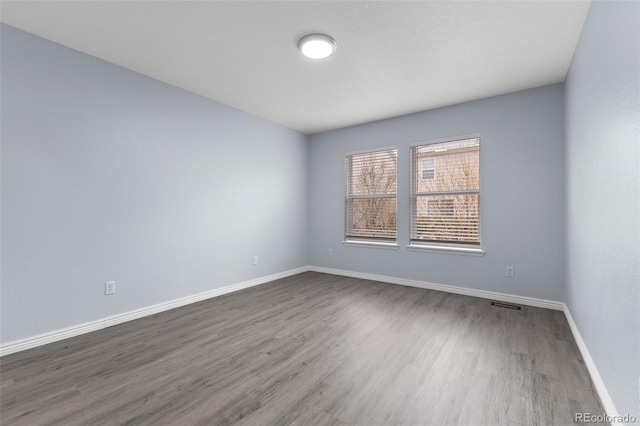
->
0;272;605;425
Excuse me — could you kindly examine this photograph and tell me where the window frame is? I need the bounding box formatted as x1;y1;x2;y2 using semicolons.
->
409;135;483;253
344;146;398;246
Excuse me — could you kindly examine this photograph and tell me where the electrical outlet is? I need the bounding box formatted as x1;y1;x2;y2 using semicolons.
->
253;255;258;265
328;249;333;257
506;266;514;277
105;281;116;295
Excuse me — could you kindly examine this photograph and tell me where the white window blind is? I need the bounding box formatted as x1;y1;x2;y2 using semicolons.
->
411;137;480;247
345;148;397;242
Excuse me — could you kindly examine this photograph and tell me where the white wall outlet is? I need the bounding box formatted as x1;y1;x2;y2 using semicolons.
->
253;255;258;265
506;266;514;277
105;281;116;295
328;249;333;257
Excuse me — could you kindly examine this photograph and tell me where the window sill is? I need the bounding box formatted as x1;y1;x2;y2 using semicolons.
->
343;241;399;250
407;244;485;256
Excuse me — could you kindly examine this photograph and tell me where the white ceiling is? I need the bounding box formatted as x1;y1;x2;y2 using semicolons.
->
1;1;590;134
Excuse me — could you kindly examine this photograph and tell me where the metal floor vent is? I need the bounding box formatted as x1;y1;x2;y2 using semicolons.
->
491;301;522;310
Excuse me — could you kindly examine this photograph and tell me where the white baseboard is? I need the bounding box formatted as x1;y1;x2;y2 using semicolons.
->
0;266;308;357
1;264;618;424
308;266;564;310
562;304;621;423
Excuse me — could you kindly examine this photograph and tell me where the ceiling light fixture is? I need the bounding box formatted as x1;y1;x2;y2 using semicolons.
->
298;33;336;60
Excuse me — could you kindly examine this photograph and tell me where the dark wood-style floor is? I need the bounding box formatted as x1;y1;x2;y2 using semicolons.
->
1;272;604;425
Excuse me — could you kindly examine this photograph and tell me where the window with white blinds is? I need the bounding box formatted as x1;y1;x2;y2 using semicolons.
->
345;148;397;242
410;137;480;247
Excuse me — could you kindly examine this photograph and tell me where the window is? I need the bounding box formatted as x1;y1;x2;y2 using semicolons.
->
345;148;397;243
422;158;435;180
411;137;480;247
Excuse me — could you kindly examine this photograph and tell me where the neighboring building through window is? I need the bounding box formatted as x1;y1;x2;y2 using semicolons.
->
427;199;454;216
422;158;435;180
345;148;397;243
410;137;481;247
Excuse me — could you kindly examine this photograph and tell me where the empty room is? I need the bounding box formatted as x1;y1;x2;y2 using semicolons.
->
1;1;638;425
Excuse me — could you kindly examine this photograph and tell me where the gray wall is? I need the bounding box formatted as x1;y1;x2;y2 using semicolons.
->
0;25;309;345
565;1;640;420
309;84;566;302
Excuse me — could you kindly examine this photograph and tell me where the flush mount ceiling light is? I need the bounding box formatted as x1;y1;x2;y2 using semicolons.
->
298;33;336;60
